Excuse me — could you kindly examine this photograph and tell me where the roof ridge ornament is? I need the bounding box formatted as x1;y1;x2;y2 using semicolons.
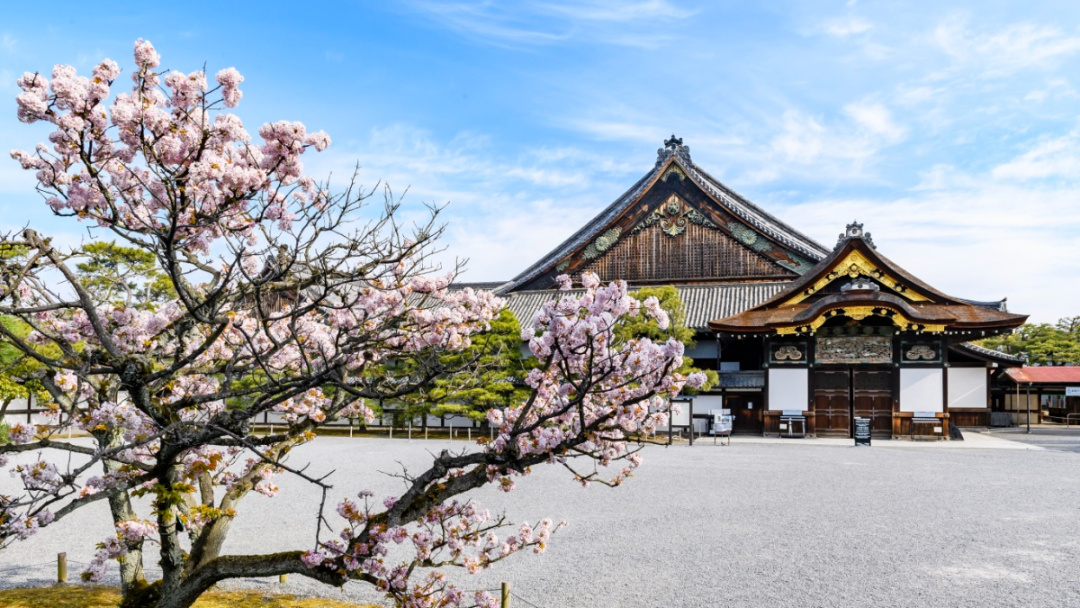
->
835;221;875;250
656;134;691;166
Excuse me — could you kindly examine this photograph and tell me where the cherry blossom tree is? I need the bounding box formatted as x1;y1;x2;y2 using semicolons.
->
0;40;703;608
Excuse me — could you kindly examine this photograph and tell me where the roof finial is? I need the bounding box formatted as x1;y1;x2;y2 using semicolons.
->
664;134;683;149
835;220;875;250
656;135;691;166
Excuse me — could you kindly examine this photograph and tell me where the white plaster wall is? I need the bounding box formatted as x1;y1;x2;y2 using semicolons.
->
948;368;988;410
768;369;808;412
692;394;725;414
900;368;943;413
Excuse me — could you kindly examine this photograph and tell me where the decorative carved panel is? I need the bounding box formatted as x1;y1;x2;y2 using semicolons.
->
815;335;892;365
900;340;942;364
770;341;808;364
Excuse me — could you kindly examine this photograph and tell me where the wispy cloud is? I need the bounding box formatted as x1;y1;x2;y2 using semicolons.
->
0;34;15;53
932;16;1080;77
821;16;873;38
405;0;695;48
991;132;1080;181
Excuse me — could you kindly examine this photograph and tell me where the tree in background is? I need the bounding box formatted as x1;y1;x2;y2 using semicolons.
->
74;241;177;309
615;286;718;393
394;308;534;425
0;40;701;608
981;317;1080;365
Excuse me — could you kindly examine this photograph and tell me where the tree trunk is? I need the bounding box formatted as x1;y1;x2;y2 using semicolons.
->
103;451;147;595
157;464;188;599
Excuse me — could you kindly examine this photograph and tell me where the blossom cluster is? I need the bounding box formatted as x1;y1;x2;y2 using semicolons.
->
11;39;331;253
305;491;564;608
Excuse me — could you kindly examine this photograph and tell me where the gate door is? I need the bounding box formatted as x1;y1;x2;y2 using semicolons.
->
853;369;894;438
813;370;851;437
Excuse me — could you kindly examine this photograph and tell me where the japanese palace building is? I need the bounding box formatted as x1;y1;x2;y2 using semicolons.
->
477;137;1028;439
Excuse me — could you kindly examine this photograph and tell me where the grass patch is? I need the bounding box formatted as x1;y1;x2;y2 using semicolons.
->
0;586;381;608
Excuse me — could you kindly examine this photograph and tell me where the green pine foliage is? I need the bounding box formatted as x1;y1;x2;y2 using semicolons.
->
615;286;718;394
392;308;535;422
980;316;1080;365
75;241;177;309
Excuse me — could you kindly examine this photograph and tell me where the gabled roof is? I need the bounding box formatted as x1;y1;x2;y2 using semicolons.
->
709;223;1028;335
497;137;829;294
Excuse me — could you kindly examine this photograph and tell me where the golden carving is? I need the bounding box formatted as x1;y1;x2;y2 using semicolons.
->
782;249;929;305
774;305;945;335
630;195;716;237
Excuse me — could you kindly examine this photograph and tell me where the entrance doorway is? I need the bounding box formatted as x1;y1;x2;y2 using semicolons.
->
813;368;894;438
725;394;762;434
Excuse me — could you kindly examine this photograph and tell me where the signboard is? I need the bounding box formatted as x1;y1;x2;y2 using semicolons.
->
713;415;733;436
782;410;802;416
854;417;872;446
1066;387;1080;397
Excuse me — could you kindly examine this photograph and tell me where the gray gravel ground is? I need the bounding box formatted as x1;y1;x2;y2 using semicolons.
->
2;436;1079;608
982;426;1080;453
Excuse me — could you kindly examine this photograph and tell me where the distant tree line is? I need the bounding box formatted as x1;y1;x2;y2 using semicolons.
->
980;317;1080;365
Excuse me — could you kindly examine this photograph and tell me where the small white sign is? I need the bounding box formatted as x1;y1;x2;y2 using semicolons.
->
779;423;788;430
934;426;943;433
1066;387;1080;397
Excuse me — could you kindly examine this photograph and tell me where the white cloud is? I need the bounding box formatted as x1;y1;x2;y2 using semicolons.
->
843;101;907;142
0;34;15;53
932;16;1080;77
822;16;873;38
739;104;906;183
992;133;1080;181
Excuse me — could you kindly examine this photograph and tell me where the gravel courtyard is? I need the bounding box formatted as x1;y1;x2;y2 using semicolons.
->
2;435;1079;608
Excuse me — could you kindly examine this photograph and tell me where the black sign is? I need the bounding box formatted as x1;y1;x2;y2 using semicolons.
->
854;417;871;446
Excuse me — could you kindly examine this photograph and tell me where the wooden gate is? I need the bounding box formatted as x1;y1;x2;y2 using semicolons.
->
852;369;893;438
726;394;763;434
813;370;851;437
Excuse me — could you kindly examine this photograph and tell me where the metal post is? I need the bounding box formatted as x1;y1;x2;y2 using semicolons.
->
57;552;67;583
1026;383;1032;433
501;582;511;608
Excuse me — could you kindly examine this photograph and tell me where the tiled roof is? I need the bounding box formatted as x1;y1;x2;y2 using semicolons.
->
1005;366;1080;384
504;282;789;331
956;341;1025;363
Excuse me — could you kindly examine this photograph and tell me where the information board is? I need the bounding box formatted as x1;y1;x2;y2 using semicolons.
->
716;415;733;436
854;417;871;446
1066;387;1080;397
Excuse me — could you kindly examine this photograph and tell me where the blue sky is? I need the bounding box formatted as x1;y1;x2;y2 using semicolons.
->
1;1;1078;322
